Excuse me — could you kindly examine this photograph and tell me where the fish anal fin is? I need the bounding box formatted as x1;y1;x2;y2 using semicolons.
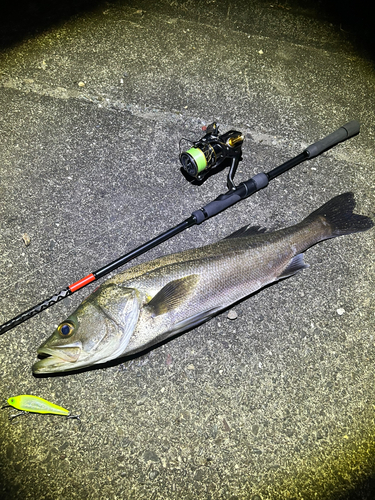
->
172;307;221;333
279;253;309;279
148;274;200;316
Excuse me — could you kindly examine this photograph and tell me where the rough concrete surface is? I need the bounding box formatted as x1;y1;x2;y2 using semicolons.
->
0;1;374;499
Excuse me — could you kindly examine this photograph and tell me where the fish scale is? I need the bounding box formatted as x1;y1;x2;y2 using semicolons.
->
124;240;299;355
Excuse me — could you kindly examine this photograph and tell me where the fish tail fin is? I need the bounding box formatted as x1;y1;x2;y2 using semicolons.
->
302;192;373;238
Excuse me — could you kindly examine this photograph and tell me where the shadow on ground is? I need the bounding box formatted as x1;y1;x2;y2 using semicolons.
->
1;0;374;60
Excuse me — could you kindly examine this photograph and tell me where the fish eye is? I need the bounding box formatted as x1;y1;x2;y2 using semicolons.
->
57;322;75;337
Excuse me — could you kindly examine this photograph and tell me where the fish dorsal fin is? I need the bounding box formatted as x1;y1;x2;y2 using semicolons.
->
223;225;267;239
148;274;200;316
278;253;310;279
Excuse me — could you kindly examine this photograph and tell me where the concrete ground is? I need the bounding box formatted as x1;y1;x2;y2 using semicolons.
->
0;1;374;499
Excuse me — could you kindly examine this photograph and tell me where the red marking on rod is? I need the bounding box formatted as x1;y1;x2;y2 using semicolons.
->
69;273;96;292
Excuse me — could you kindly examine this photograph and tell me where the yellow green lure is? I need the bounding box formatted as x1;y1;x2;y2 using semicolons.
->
4;395;80;420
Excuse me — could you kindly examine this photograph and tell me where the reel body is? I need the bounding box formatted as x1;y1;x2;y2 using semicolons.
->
179;122;244;189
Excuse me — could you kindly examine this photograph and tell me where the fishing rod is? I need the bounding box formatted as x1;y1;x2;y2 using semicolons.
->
0;120;360;336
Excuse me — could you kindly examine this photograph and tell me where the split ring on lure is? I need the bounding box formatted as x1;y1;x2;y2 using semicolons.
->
3;395;80;421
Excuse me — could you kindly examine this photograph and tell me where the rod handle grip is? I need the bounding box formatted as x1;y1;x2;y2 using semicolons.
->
305;120;360;159
192;173;268;224
192;191;242;223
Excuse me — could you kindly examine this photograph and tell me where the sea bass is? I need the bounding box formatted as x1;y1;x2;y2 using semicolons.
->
33;193;373;374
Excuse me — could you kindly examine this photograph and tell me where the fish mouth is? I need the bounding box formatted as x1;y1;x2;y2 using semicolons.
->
33;346;82;374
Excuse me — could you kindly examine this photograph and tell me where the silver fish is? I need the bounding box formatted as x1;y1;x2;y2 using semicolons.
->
33;193;373;374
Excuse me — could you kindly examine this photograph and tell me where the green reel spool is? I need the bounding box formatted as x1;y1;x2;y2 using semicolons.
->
180;145;216;178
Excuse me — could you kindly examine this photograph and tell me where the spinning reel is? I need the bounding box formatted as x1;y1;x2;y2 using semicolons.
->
179;122;244;190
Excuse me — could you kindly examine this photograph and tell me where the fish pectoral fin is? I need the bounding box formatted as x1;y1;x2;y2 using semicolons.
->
148;274;200;317
278;253;310;279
